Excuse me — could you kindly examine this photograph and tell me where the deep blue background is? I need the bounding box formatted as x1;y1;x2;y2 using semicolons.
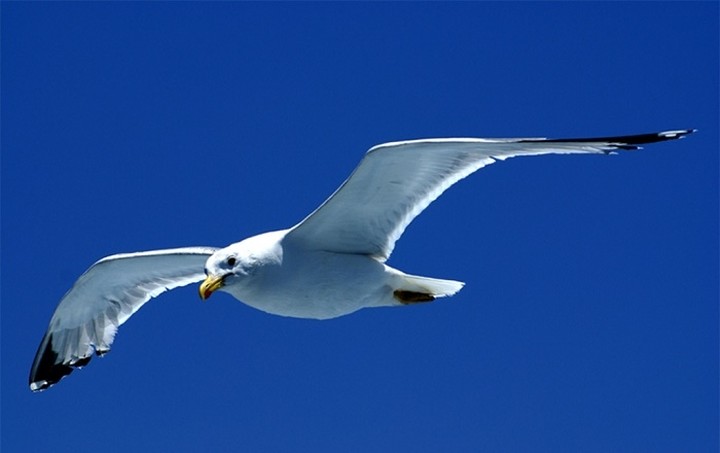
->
2;3;717;452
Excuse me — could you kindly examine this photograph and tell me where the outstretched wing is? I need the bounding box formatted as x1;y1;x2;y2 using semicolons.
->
29;247;217;391
286;130;694;260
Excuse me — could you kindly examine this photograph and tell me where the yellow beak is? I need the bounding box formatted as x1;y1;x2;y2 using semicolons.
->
199;274;225;301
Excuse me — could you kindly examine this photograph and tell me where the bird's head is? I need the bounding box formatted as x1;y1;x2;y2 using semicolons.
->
199;245;251;300
199;231;285;300
199;247;245;300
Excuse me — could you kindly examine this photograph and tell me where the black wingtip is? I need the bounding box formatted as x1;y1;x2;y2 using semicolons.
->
606;129;697;150
29;333;91;392
658;129;697;140
655;129;697;140
520;128;696;151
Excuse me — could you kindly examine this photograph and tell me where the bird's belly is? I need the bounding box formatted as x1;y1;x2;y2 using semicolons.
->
227;252;393;319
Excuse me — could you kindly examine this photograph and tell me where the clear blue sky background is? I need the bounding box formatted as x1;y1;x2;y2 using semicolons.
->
2;3;717;452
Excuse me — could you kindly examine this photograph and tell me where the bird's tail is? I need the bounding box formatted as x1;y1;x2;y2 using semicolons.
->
392;273;464;304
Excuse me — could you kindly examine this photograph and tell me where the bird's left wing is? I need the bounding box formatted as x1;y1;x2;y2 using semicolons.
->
29;247;217;392
286;130;694;260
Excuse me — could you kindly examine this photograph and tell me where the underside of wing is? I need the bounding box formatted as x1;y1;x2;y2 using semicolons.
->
286;130;694;260
29;247;217;391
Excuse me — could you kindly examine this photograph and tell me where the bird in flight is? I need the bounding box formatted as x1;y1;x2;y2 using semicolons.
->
29;129;695;391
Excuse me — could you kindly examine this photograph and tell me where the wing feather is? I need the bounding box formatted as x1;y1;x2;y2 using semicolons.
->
29;247;217;391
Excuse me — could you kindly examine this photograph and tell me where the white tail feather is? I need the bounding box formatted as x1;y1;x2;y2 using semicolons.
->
401;274;465;298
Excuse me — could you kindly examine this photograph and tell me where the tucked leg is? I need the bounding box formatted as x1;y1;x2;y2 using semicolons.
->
393;290;435;304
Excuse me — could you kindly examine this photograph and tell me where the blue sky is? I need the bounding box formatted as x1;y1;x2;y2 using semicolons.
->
2;3;717;452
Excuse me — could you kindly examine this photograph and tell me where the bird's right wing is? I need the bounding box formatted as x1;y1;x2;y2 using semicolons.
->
286;130;694;261
29;247;217;392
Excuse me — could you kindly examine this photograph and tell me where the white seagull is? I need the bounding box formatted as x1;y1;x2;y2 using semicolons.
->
29;129;694;391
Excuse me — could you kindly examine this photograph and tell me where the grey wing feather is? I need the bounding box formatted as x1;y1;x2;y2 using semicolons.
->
29;246;217;391
286;130;694;260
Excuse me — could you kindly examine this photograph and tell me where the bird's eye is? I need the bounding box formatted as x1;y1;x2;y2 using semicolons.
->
226;257;236;267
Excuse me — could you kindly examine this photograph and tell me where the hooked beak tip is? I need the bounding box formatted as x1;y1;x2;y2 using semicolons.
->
199;274;225;301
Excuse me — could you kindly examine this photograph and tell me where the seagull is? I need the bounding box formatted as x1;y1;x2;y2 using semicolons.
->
29;129;695;391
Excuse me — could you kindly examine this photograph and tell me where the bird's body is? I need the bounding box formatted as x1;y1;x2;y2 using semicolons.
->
213;229;461;319
231;234;393;319
29;129;695;391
